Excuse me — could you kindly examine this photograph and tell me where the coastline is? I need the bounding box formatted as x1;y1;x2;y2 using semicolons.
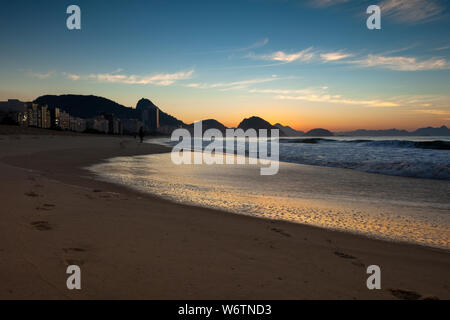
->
0;129;449;299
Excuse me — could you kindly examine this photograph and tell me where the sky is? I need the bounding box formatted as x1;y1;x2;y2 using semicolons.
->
0;0;449;131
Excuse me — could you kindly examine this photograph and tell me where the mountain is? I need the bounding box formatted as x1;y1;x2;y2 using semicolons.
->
304;128;334;137
34;95;184;127
410;125;450;136
337;126;450;137
237;116;284;136
337;128;410;137
186;119;228;134
0;99;26;113
274;123;304;136
34;95;135;119
136;98;184;127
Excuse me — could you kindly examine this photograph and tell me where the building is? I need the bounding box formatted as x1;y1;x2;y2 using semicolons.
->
50;108;61;129
141;107;159;133
86;115;109;134
59;110;70;130
69;116;87;133
39;105;51;129
100;113;123;135
18;103;51;128
122;119;144;135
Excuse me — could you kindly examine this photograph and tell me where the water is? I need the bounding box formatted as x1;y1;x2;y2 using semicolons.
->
88;140;450;249
154;135;450;180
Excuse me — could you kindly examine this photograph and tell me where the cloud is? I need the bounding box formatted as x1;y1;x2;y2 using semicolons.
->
27;71;55;79
62;72;81;80
350;54;449;71
251;87;450;110
380;0;445;23
65;70;194;86
320;51;353;61
275;94;400;107
252;47;315;63
250;86;424;108
186;76;279;90
415;109;450;115
433;45;450;51
240;38;269;51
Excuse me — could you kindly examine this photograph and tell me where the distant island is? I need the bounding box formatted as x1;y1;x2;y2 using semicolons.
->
304;128;334;137
1;94;449;137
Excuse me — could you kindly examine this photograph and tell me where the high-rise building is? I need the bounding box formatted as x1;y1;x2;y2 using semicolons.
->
141;107;159;133
122;119;143;135
69;117;87;132
40;105;51;129
59;111;70;130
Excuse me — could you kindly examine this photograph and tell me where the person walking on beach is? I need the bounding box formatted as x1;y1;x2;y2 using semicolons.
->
139;126;145;143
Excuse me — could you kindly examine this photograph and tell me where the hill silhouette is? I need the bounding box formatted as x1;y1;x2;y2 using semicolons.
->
186;119;228;133
34;95;185;127
304;128;334;137
274;123;304;136
136;98;184;127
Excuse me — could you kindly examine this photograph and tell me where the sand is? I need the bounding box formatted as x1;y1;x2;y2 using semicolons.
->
0;126;449;299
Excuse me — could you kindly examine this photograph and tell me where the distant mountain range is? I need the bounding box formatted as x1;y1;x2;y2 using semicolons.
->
304;128;334;137
10;94;446;137
337;126;450;137
186;119;228;134
238;116;283;135
274;123;304;136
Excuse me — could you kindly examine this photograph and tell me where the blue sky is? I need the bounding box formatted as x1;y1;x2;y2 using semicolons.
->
0;0;449;130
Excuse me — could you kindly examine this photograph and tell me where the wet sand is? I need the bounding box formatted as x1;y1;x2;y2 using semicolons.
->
0;126;449;299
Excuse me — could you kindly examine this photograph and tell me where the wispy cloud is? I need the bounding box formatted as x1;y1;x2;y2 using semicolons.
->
27;71;55;79
433;45;450;51
186;76;279;91
202;38;269;55
249;86;450;109
239;38;269;51
380;0;445;23
415;109;450;116
64;70;194;86
320;51;353;61
350;54;449;71
275;95;400;108
251;86;400;107
249;47;446;71
253;47;315;63
62;72;81;80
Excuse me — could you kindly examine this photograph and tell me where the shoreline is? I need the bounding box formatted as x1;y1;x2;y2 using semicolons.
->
0;130;449;299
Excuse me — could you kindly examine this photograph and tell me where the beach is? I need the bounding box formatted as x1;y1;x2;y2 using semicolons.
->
0;126;449;300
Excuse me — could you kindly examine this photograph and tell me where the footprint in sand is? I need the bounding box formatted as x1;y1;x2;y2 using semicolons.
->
62;247;87;266
334;251;367;268
24;191;39;197
62;258;84;266
389;289;423;300
270;227;291;237
63;247;86;253
35;206;51;211
30;221;52;231
35;203;56;211
334;251;356;259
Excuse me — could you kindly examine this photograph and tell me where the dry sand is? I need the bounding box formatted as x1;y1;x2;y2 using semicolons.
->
0;126;449;299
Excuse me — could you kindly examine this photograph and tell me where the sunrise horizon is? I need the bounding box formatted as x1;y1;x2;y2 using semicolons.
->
1;1;449;133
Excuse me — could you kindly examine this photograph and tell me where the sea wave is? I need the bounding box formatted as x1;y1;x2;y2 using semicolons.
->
279;138;450;150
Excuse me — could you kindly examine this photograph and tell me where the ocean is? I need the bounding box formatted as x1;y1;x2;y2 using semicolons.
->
88;136;450;249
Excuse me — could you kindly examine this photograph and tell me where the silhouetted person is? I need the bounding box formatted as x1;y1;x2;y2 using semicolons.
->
139;126;144;143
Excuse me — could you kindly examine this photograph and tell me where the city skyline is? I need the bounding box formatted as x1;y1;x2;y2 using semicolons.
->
1;0;449;131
